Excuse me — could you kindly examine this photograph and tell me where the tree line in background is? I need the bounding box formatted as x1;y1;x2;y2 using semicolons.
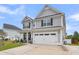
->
65;31;79;44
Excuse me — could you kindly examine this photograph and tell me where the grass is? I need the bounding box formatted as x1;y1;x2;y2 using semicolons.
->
67;44;79;46
66;42;79;46
0;40;23;51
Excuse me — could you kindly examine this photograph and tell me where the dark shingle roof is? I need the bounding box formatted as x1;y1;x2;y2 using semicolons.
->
35;13;63;19
3;24;22;31
22;16;33;23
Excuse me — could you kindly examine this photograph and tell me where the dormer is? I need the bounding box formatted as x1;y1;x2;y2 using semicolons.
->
22;16;32;29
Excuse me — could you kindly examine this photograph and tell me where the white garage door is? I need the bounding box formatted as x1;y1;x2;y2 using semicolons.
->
33;32;59;45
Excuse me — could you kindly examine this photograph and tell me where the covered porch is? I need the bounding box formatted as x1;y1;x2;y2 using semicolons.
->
22;29;32;43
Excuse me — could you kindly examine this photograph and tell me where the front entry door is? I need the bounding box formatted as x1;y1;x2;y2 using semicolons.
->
28;32;32;43
23;33;27;42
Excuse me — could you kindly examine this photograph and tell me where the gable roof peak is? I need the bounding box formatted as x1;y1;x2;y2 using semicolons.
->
3;23;22;31
44;4;49;8
43;4;51;10
35;4;62;18
22;16;32;23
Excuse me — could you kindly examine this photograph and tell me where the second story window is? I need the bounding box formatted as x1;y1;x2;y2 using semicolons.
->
47;19;51;26
41;18;53;27
29;22;30;28
47;18;53;26
41;20;43;26
41;20;47;26
23;23;25;28
23;22;30;28
50;18;53;25
43;20;46;26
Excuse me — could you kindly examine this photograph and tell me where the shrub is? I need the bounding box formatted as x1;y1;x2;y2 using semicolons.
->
4;38;9;41
65;35;72;39
20;39;24;43
12;40;16;43
15;40;19;43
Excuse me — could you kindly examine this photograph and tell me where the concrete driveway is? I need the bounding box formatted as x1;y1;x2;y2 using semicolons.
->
0;44;79;55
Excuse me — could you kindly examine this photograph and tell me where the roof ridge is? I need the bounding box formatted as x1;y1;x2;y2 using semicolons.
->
3;23;22;31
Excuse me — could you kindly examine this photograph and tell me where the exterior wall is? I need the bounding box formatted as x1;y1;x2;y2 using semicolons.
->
59;29;64;45
33;20;41;28
3;28;23;40
36;20;41;28
53;16;61;26
33;15;63;29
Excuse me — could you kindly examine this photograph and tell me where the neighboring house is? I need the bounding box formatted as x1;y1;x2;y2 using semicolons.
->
3;24;23;40
64;39;71;44
0;29;6;40
22;5;66;45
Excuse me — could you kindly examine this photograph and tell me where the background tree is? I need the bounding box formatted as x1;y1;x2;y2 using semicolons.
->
0;30;6;40
65;35;72;39
72;31;79;44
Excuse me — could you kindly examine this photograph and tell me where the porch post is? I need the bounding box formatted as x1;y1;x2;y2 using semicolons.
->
60;30;63;45
31;31;33;44
26;33;28;43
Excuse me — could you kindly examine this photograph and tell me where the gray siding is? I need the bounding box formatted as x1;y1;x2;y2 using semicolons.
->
33;15;62;29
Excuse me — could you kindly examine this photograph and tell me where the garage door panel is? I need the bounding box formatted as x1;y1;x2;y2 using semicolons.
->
33;32;58;44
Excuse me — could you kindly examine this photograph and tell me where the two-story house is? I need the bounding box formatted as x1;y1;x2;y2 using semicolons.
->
22;5;66;45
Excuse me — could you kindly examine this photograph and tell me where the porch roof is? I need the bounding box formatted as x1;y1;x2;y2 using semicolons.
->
22;26;64;33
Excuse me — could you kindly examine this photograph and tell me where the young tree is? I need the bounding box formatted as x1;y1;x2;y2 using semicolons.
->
73;31;79;40
72;31;79;44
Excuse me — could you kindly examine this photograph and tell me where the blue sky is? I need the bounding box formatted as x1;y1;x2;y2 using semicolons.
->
0;4;79;35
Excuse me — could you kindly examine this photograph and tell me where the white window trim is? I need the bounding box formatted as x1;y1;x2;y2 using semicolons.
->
43;18;53;27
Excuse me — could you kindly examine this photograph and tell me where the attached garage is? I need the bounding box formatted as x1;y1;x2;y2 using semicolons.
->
33;31;59;45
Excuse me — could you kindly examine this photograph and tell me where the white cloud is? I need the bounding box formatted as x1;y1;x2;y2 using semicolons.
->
68;13;79;21
15;5;26;16
0;5;14;14
66;13;79;34
66;24;72;31
0;5;26;16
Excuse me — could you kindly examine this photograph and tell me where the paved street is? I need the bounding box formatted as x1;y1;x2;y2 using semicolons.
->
0;44;79;55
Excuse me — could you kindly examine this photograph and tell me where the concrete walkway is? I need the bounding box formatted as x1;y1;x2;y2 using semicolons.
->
0;44;79;55
64;45;79;55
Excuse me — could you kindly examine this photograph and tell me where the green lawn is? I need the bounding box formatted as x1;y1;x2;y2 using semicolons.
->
66;42;79;46
0;40;23;51
67;44;79;46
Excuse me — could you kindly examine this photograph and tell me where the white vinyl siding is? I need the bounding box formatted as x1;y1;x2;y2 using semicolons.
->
34;16;62;29
3;29;23;40
53;16;61;26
